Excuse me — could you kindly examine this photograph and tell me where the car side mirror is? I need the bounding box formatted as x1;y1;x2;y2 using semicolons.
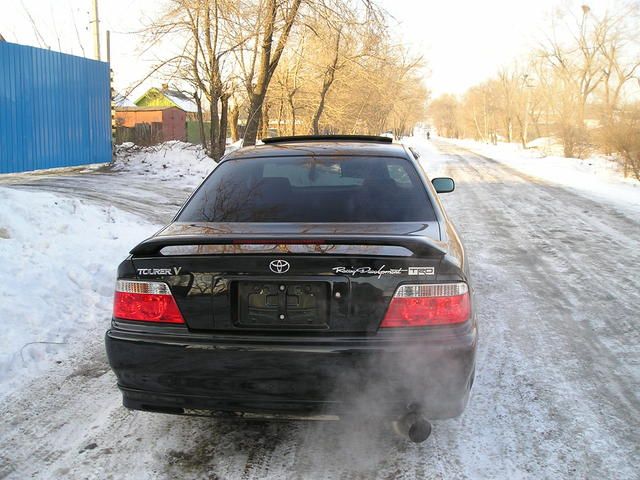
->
432;177;455;193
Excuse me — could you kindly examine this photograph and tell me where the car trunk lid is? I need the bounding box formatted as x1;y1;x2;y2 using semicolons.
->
129;222;445;334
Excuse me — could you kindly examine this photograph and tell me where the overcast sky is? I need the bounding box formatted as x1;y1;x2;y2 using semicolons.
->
0;0;619;98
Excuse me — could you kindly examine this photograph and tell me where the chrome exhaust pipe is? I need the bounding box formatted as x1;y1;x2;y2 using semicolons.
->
393;411;432;443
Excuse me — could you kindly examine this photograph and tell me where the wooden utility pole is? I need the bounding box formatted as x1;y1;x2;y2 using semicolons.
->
92;0;101;60
106;30;110;64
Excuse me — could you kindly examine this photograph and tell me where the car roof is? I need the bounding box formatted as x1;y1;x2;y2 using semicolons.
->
222;139;409;161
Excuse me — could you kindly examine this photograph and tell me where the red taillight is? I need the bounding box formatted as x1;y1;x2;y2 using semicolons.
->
113;280;185;324
381;283;470;327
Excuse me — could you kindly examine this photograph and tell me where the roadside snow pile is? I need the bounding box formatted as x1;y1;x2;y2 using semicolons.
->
0;187;159;398
112;140;245;189
446;137;640;217
113;141;216;188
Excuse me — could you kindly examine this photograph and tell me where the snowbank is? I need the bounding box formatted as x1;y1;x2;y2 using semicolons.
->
443;137;640;217
0;187;159;398
112;140;245;189
112;141;216;188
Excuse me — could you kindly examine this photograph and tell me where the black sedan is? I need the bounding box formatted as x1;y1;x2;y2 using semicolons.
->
105;135;477;443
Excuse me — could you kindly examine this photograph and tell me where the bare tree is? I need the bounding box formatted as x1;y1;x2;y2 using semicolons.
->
144;0;429;150
145;0;248;161
430;1;640;183
278;43;306;134
231;0;303;146
310;26;342;134
538;5;611;156
428;95;461;139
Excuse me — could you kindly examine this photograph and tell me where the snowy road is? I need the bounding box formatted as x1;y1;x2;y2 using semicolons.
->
1;141;638;479
0;167;191;223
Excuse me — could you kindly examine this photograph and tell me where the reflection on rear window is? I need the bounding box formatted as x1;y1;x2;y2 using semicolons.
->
177;156;435;223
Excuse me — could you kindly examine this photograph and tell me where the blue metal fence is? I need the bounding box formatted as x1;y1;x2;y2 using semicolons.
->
0;42;111;174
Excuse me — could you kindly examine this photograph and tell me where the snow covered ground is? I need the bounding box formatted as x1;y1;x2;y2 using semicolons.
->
0;138;638;479
112;141;216;188
111;140;244;188
440;137;640;218
0;188;159;398
0;142;227;399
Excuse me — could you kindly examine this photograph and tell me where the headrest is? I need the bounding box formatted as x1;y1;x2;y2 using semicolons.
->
256;177;292;192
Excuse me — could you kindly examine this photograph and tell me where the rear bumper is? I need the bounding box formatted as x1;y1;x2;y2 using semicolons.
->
105;323;477;419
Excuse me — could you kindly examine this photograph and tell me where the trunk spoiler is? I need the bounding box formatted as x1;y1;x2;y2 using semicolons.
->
130;234;447;257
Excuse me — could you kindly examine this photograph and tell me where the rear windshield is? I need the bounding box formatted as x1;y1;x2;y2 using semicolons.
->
177;156;435;223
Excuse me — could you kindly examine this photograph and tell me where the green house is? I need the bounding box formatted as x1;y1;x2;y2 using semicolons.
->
135;86;198;116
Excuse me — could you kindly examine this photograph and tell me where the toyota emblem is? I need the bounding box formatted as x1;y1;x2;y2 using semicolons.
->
269;259;290;274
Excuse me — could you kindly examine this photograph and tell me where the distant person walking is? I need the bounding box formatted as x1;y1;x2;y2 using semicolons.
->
427;131;431;140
